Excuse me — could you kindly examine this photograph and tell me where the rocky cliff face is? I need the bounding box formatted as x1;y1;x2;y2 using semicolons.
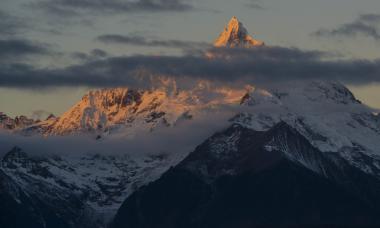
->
0;112;36;131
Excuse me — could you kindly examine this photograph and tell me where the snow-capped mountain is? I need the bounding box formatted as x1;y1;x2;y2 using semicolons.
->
110;79;380;228
233;81;380;177
6;16;264;137
5;79;380;227
1;17;380;228
22;84;245;136
214;16;264;48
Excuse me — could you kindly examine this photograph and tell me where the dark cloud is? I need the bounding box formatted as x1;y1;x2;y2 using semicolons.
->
91;49;108;58
29;0;194;16
360;14;380;23
245;0;265;10
0;10;29;37
313;13;380;41
0;46;380;89
96;34;211;50
70;49;109;62
0;39;52;62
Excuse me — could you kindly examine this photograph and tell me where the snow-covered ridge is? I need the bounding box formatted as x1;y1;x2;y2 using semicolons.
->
232;81;380;174
21;84;246;136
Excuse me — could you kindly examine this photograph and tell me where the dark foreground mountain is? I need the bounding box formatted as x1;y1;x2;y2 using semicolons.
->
112;122;380;228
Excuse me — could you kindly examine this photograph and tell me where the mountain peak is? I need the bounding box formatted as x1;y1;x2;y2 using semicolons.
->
229;16;240;26
214;16;264;48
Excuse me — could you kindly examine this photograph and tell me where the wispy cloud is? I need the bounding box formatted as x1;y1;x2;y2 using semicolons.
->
70;49;109;62
0;39;52;62
0;9;55;64
29;0;195;17
96;34;211;50
0;10;30;37
31;109;52;120
0;106;237;159
244;0;265;10
313;13;380;41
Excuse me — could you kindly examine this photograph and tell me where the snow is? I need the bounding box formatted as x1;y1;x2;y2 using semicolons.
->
235;81;380;167
0;148;186;223
19;83;246;137
214;16;264;48
6;80;380;190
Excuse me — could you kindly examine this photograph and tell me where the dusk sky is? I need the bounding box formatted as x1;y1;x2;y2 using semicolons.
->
1;0;380;118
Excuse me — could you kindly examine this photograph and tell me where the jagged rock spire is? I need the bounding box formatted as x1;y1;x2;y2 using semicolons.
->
214;16;264;48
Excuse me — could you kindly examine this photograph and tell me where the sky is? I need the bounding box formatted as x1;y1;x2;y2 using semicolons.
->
1;0;380;118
